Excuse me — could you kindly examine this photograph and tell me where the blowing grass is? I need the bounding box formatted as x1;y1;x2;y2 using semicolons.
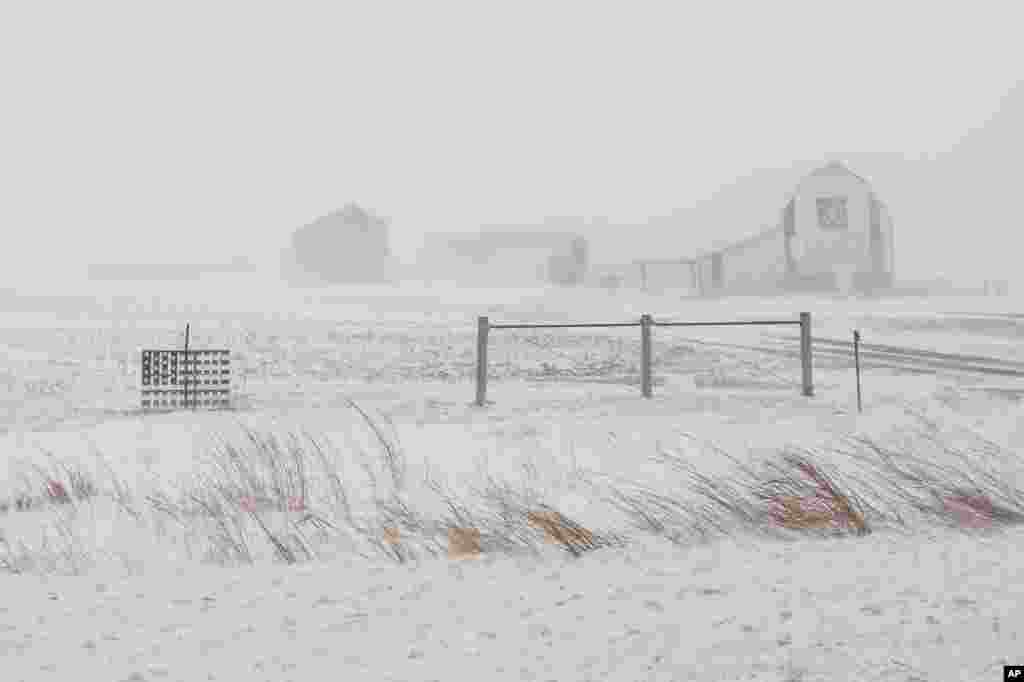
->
2;401;1023;577
836;410;1024;536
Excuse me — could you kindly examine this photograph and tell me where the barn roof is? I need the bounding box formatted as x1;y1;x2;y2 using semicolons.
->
803;160;870;186
306;203;387;229
685;160;883;257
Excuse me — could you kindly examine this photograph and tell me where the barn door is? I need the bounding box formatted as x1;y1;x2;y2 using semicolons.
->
869;196;885;275
783;198;796;275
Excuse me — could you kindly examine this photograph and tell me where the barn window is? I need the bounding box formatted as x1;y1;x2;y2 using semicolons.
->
816;196;848;230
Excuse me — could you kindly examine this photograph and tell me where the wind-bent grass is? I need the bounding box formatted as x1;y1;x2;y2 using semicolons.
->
2;401;1023;576
837;413;1024;536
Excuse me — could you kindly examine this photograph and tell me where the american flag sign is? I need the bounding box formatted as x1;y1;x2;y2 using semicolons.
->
140;349;232;410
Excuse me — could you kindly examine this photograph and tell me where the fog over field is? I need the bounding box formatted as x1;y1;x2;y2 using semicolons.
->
1;2;1022;291
2;2;1023;681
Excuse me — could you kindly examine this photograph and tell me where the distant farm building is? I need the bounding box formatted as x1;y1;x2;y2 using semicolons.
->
281;204;396;284
417;230;588;286
685;161;895;296
88;257;257;281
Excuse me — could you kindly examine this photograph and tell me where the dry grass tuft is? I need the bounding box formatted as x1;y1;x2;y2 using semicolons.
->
755;452;871;538
599;479;702;546
941;492;998;530
526;509;599;557
767;495;858;534
839;412;1024;536
46;480;71;505
447;526;482;558
383;526;401;545
5;394;1024;576
935;489;1024;533
377;524;417;564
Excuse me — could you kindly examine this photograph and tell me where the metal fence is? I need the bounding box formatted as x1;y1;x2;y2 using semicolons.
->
475;312;813;406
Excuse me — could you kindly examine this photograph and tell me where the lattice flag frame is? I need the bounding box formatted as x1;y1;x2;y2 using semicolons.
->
140;349;232;410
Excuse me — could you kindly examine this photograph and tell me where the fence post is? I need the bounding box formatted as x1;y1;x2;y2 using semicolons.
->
799;312;813;397
184;323;191;410
475;316;489;407
640;314;652;398
853;329;862;413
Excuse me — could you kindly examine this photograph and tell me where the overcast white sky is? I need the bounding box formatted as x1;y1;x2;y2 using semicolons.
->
1;1;1021;287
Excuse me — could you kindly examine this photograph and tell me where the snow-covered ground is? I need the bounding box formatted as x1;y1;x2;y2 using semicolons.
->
2;278;1023;681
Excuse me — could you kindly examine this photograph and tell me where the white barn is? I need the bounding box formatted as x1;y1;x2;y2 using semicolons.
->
693;161;895;295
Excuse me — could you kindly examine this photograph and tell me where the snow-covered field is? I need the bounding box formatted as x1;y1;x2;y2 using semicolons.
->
2;277;1023;681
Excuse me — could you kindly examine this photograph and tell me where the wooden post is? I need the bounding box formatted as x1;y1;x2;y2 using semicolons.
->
475;316;489;407
183;323;191;410
640;314;652;398
854;329;862;413
799;312;813;397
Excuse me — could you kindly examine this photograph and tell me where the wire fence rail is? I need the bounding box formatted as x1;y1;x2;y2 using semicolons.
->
475;313;814;406
763;334;1024;378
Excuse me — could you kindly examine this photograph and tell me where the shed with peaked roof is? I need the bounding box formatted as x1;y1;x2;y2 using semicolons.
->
280;204;396;284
